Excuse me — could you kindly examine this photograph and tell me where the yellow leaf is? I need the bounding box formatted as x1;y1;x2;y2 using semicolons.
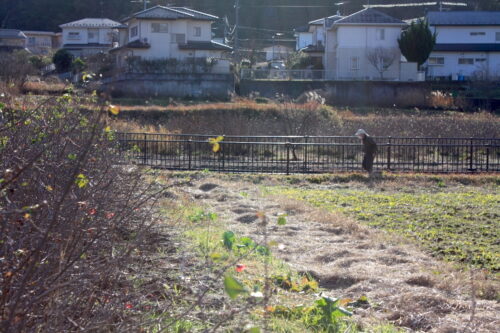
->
24;213;31;220
104;126;112;132
212;142;220;153
46;185;53;192
108;105;120;115
216;136;224;142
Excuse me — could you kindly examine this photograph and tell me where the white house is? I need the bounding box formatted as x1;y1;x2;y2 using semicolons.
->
59;18;127;57
263;44;293;61
426;11;500;80
325;8;407;80
294;14;343;67
111;6;232;73
23;31;58;55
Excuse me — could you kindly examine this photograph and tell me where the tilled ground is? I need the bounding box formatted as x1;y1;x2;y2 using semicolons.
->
174;174;499;333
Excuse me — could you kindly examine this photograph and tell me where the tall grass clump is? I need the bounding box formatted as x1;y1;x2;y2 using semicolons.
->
0;92;160;331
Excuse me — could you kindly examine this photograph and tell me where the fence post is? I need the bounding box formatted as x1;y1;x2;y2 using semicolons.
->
143;133;147;165
188;139;192;170
486;145;490;172
221;139;225;172
286;142;291;175
387;136;392;170
469;137;474;171
303;136;309;173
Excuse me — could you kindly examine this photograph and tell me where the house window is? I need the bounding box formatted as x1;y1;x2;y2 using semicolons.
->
470;32;485;36
458;58;474;65
350;56;360;70
88;31;96;39
28;37;36;46
475;58;486;63
376;28;385;40
130;26;138;38
496;32;500;41
67;32;81;40
171;33;186;44
151;23;168;33
428;57;444;65
194;26;201;37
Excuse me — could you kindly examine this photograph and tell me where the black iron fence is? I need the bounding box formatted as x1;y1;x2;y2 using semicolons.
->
115;133;500;174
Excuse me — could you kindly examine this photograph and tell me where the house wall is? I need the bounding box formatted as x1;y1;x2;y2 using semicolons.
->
62;27;113;45
427;51;500;79
0;38;25;47
425;25;500;80
25;33;54;54
334;25;402;80
128;19;212;59
433;26;500;44
296;32;313;50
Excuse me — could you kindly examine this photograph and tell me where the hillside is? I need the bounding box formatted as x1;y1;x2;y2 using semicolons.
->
2;0;499;44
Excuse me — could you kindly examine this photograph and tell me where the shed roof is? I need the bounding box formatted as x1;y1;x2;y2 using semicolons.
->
427;11;500;26
60;18;127;29
334;8;405;25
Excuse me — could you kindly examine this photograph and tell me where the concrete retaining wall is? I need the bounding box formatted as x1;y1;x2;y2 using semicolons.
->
102;73;234;100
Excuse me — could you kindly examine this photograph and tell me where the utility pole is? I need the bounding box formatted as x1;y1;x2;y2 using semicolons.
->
234;0;240;59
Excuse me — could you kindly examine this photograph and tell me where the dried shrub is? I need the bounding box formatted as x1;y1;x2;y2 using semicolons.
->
0;93;160;331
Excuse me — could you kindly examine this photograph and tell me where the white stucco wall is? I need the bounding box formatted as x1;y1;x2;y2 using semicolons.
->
432;26;500;44
296;32;313;50
427;51;500;79
62;27;114;45
127;19;212;59
332;25;403;80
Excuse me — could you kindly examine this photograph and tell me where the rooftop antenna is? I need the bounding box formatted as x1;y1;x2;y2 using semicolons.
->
131;0;150;11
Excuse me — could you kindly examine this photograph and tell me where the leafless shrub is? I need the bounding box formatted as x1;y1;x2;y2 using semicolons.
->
0;51;36;87
366;47;398;80
0;92;161;331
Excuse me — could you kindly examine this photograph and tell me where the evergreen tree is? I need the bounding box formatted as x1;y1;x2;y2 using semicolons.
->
398;19;436;69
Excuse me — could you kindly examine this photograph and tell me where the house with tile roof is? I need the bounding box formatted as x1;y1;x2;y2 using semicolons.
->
111;6;232;73
294;8;409;80
59;18;127;57
0;29;27;52
426;11;500;80
325;8;407;80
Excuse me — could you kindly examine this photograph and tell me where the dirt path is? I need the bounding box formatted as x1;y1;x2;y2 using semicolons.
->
177;175;499;332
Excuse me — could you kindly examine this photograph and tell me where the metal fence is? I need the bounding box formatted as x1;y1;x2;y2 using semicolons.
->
115;133;500;174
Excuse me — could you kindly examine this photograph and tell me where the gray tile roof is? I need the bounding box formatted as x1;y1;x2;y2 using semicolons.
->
309;15;343;27
427;11;500;26
0;29;27;39
433;43;500;52
334;8;406;25
60;18;127;29
127;6;218;21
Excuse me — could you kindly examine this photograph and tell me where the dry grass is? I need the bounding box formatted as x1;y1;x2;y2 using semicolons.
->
22;81;69;95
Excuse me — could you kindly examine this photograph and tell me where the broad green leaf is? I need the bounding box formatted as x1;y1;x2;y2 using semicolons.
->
256;245;270;256
75;174;89;188
277;214;287;225
247;328;261;333
222;231;235;250
224;275;247;299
